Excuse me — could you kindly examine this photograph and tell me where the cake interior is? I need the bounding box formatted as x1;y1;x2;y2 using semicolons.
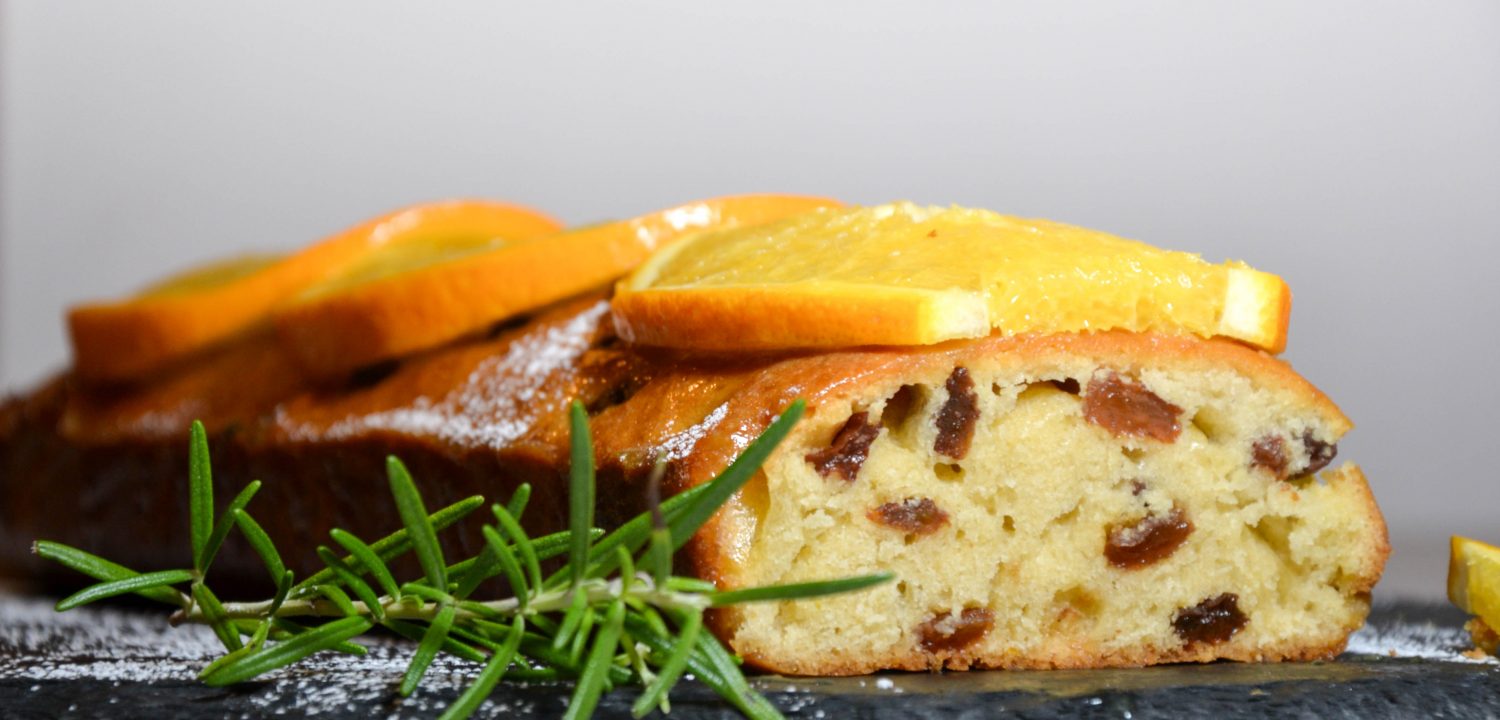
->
722;357;1386;675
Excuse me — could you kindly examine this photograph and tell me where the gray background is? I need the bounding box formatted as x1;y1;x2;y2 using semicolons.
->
2;1;1497;600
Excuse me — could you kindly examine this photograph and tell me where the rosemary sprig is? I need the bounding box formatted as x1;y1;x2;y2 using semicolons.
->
33;398;891;719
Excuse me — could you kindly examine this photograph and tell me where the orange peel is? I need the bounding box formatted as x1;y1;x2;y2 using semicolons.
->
273;194;841;378
67;200;562;383
612;203;1292;353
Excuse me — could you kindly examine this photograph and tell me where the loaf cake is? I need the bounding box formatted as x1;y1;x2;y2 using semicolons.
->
0;294;1386;673
0;199;1388;675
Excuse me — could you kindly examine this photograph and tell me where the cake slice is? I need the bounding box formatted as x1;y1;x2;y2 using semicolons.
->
621;331;1388;673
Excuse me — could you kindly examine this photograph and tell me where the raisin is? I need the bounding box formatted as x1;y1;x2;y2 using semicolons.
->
1051;378;1081;394
868;497;949;535
934;367;979;459
918;607;994;652
1083;372;1182;442
1105;507;1194;568
805;412;881;481
1301;431;1337;475
1251;435;1289;477
1172;593;1246;645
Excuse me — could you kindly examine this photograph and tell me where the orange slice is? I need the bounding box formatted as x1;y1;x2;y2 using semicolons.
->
67;200;562;383
1450;536;1500;635
273;194;841;378
612;202;1292;353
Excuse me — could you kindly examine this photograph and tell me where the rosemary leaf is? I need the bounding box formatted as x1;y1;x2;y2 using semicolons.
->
449;623;504;652
272;618;367;656
553;585;590;651
269;569;294;616
691;625;784;720
399;602;456;697
616;547;635;596
535;528;601;561
386;456;448;592
567;400;595;587
192;582;243;652
505;483;532;520
198;620;269;680
665;576;717;594
453;527;595;590
329;528;400;601
31;541;185;607
385;619;488;664
709;572;894;606
188;420;214;573
631;609;702;718
248;619;272;649
400;583;451;605
233;510;286;588
647;528;672;588
562;599;625;720
622;613;775;720
291;495;483;594
202;616;373;686
55;569;194;612
452;540;501;602
545;480;711;589
491;503;541;596
200;480;261;577
669;400;804;551
439;615;525;720
316;546;383;621
476;525;527;606
568;603;597;666
516;631;634;685
317;583;357;617
456;599;504;621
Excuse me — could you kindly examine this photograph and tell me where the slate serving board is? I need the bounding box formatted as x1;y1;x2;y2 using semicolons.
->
2;593;1497;719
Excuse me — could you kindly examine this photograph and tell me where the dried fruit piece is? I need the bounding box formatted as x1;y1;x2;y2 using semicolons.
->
1251;435;1289;477
1106;507;1194;568
1051;378;1081;394
1083;372;1182;442
868;497;949;536
805;412;881;481
918;607;995;652
1172;593;1246;645
1301;432;1338;475
934;367;979;459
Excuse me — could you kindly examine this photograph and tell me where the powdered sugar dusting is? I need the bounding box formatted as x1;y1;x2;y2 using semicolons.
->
0;594;525;716
657;402;729;461
1347;614;1496;663
313;302;609;450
